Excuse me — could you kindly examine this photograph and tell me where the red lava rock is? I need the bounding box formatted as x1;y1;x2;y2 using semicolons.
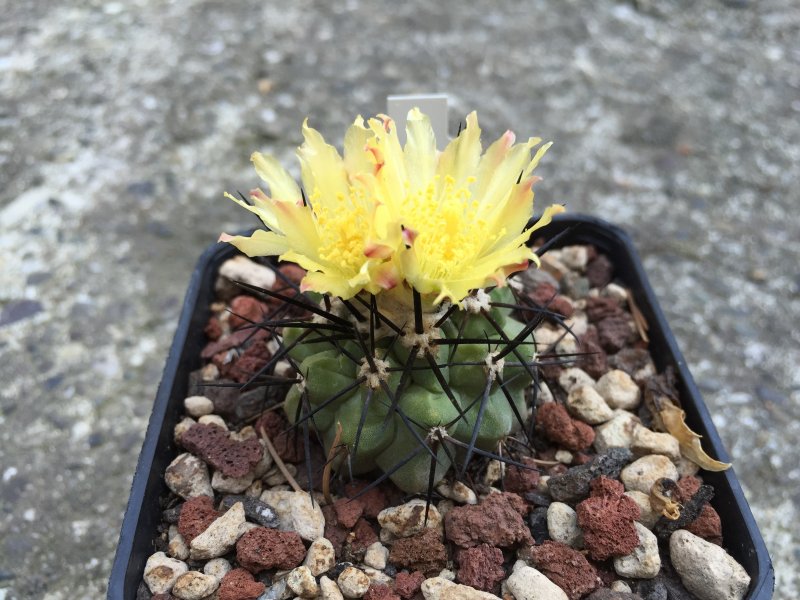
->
321;504;348;558
456;544;506;592
204;316;223;341
180;423;263;478
597;316;634;354
201;326;269;360
394;571;425;599
177;496;220;543
573;452;594;466
348;517;379;556
221;340;272;384
228;295;269;330
529;541;601;600
586;296;624;322
608;348;653;385
579;338;608;380
591;475;625;497
671;475;722;544
344;480;390;518
504;457;541;494
586;254;614;288
218;568;267;600
579;326;609;380
527;283;574;318
444;492;532;548
388;528;447;575
674;475;703;502
576;476;641;561
536;402;595;452
364;583;402;600
334;497;365;529
236;527;306;573
254;411;305;463
687;504;723;545
277;263;306;286
499;491;531;517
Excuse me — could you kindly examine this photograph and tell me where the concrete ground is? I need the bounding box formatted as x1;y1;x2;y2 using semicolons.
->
0;0;797;598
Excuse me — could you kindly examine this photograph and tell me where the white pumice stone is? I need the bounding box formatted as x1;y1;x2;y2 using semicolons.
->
183;395;214;417
670;530;751;600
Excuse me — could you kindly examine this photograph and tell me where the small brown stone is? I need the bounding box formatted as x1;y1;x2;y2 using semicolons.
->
344;480;390;518
586;254;613;288
674;475;703;503
686;504;723;545
536;402;595;452
347;518;379;558
204;316;223;341
322;504;348;558
456;544;506;592
579;326;609;380
394;571;425;599
277;263;307;286
608;348;654;385
334;497;365;529
228;295;270;330
504;457;541;494
576;476;641;561
221;341;272;384
364;583;402;600
586;296;623;322
180;423;264;478
201;327;269;360
529;541;601;600
388;528;447;575
444;492;532;548
177;496;220;543
527;282;574;318
218;568;266;600
236;527;306;573
597;316;634;354
254;410;305;463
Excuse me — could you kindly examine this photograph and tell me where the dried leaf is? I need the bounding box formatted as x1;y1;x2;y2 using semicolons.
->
649;478;681;520
658;400;731;472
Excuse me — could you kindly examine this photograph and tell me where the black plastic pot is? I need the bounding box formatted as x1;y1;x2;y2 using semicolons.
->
108;214;774;599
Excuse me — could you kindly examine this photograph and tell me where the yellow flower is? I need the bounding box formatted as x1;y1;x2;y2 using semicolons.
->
220;110;564;303
220;119;398;299
363;109;564;304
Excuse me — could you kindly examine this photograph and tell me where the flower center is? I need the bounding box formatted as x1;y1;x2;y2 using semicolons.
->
403;176;504;280
314;188;370;274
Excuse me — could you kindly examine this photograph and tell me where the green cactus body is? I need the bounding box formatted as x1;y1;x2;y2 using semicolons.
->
282;287;536;493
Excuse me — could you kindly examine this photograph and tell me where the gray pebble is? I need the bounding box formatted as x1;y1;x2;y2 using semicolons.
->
221;494;280;528
548;448;634;502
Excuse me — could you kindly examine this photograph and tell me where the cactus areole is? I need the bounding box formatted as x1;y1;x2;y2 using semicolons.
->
219;109;566;492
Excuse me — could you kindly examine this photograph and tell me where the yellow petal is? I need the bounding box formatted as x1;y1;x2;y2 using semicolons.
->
436;111;481;190
297;119;349;202
403;108;437;195
527;203;566;233
223;191;280;232
343;116;375;176
218;229;288;257
367;115;407;216
251;152;302;203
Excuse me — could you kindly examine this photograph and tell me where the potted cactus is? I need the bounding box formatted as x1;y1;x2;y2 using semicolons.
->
108;109;773;600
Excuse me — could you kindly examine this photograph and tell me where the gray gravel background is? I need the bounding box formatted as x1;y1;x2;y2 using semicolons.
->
1;0;798;598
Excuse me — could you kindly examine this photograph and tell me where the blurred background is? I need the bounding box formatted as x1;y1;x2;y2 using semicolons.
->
0;0;798;597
